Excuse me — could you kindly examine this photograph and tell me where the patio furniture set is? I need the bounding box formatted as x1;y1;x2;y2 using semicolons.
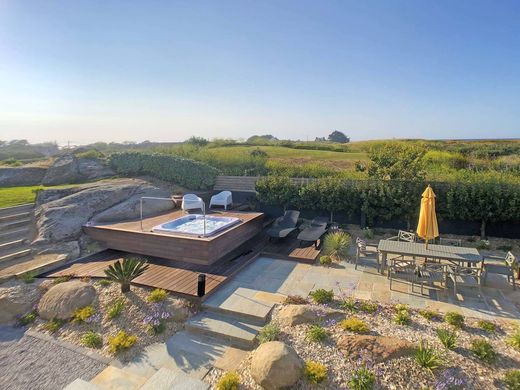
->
356;230;517;296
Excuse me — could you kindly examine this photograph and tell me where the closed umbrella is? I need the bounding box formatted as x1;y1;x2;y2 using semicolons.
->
417;185;439;249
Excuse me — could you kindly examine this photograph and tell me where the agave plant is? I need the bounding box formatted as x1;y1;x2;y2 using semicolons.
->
322;231;351;261
104;257;149;293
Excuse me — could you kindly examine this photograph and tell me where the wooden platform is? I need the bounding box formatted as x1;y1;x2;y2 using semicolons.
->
261;237;321;264
84;209;264;266
44;247;260;298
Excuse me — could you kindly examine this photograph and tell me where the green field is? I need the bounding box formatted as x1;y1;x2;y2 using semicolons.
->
0;185;78;209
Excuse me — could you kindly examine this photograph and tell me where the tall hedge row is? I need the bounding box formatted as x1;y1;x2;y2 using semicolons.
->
255;176;520;237
109;152;218;190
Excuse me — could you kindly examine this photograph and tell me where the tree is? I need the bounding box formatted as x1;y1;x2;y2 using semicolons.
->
185;136;209;147
327;131;350;143
367;143;426;181
247;134;278;144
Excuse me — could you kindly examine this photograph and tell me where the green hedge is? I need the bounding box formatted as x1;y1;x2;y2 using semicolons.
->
255;176;520;237
109;152;218;190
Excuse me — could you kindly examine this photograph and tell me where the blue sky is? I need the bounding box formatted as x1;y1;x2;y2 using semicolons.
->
0;0;519;144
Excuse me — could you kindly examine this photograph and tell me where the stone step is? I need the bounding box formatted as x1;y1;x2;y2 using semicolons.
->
0;238;26;254
0;228;30;244
0;248;32;263
0;211;32;224
0;203;34;218
185;311;262;349
0;219;32;233
139;367;209;390
63;379;103;390
91;365;147;390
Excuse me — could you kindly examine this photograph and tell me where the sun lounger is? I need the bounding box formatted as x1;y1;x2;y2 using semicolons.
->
266;210;300;239
297;216;328;248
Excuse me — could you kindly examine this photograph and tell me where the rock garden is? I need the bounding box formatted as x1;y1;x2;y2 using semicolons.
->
207;291;520;390
0;269;194;362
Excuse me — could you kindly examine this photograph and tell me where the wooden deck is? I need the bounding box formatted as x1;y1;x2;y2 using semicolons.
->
262;238;321;264
84;209;264;265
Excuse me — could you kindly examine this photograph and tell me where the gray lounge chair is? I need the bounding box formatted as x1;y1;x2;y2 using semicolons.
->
297;217;328;248
267;210;300;240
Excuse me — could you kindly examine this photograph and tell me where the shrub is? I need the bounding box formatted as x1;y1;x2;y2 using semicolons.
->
309;289;334;304
503;370;520;390
445;312;464;328
415;340;442;372
394;309;411;325
18;271;37;284
104;257;149;293
362;227;374;239
419;309;442;321
109;152;218;190
307;324;328;343
108;330;138;353
477;320;496;333
258;323;280;344
52;275;72;284
348;367;375;390
97;278;112;287
216;371;240;390
319;255;332;266
340;298;358;312
147;288;168;303
18;311;37;326
470;338;496;363
322;231;351;261
394;303;409;312
359;301;378;314
107;298;125;319
284;295;307;305
341;317;369;334
436;328;457;350
73;306;95;323
304;360;328;384
81;331;103;349
44;318;65;333
507;329;520;351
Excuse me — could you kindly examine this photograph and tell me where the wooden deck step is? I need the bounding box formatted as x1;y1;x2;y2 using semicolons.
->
0;211;32;224
0;248;32;263
0;239;26;254
0;203;34;218
0;228;30;244
0;219;32;233
185;311;262;349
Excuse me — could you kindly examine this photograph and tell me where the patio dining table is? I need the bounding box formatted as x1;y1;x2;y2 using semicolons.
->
377;239;483;274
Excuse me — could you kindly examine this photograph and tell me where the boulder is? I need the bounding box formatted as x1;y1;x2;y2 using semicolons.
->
251;341;303;390
337;334;415;363
77;158;114;181
36;187;82;206
0;284;41;324
34;179;153;243
42;154;81;185
38;281;96;320
0;167;47;186
36;240;80;261
91;188;173;223
277;304;320;326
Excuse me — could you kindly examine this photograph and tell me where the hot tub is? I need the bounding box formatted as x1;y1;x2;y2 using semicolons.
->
152;214;241;236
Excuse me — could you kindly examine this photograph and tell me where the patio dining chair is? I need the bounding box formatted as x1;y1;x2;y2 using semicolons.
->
439;237;462;247
447;264;483;297
388;230;417;243
355;237;380;271
482;251;517;290
416;262;447;295
388;258;417;291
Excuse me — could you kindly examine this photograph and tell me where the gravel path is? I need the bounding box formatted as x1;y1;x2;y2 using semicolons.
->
0;326;107;390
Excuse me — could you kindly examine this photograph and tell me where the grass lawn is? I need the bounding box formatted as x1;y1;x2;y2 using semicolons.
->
0;185;78;209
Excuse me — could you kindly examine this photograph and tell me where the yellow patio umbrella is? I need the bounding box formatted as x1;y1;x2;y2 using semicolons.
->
416;185;439;249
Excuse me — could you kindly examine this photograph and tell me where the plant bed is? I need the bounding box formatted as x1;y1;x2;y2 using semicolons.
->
205;297;520;389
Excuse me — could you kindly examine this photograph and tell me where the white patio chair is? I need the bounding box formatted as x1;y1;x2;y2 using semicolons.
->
182;194;205;212
209;191;233;210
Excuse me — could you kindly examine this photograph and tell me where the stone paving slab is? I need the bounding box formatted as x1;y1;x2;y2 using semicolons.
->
63;379;103;390
91;365;147;390
140;367;209;390
213;347;249;371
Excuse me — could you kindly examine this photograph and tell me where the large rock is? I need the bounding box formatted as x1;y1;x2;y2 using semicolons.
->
38;281;96;320
337;334;415;363
0;284;41;324
277;304;320;326
34;179;155;243
42;154;81;185
78;158;114;181
251;341;303;390
36;240;81;262
0;167;47;186
91;188;173;223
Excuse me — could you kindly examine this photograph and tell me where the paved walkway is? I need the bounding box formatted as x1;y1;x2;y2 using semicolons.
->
0;326;107;390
